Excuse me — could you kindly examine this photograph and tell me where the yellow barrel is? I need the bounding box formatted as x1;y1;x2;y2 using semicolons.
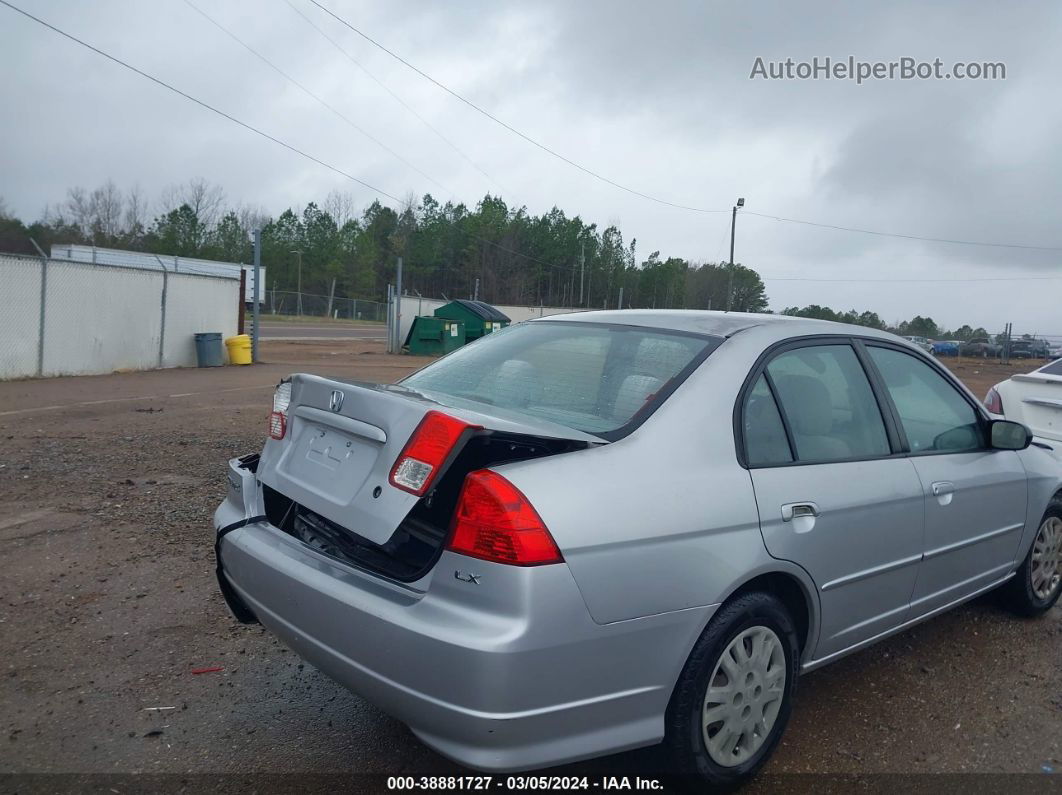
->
225;334;253;365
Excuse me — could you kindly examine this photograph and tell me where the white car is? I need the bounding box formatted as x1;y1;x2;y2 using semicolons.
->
986;358;1062;445
903;335;934;353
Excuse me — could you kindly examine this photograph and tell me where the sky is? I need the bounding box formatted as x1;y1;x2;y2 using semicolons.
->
2;0;1060;335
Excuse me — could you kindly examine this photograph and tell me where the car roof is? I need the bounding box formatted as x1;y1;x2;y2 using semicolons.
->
531;308;903;343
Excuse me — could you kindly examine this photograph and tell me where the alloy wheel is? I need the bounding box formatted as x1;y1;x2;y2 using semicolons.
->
702;626;786;767
1031;516;1062;601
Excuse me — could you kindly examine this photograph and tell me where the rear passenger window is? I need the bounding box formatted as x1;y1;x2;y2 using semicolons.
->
867;346;984;452
744;375;794;465
766;345;890;463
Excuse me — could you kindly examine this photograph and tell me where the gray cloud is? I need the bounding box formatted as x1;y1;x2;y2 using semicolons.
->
1;0;1060;332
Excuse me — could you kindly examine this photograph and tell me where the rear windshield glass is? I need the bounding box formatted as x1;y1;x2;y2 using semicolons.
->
401;321;715;436
1040;359;1062;375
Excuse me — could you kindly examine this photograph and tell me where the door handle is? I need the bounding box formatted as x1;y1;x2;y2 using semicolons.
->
781;502;819;522
931;481;954;497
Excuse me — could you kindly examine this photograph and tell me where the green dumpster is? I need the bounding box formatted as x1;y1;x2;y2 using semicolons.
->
405;315;466;355
433;299;510;343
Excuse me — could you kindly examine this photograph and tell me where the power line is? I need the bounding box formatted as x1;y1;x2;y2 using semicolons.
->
305;2;1062;253
280;0;505;195
181;0;453;197
0;0;576;277
745;211;1062;252
305;0;731;216
0;0;402;203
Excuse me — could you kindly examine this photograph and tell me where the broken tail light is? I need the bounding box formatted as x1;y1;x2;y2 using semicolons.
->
389;411;480;496
269;380;292;440
447;470;563;566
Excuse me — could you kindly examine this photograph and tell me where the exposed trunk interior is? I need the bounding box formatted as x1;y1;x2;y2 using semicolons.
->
261;430;588;582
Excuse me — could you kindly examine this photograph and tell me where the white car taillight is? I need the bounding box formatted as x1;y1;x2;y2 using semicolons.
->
269;381;292;440
984;386;1004;415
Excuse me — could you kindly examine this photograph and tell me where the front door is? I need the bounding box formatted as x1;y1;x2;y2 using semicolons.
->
742;341;925;661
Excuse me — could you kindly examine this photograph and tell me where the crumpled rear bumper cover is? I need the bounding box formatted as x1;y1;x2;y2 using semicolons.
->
212;456;715;771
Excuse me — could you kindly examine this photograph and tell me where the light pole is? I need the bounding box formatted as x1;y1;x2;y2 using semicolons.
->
726;197;745;312
290;249;303;315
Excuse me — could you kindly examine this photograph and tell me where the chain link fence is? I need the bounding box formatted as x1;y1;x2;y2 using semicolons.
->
0;252;240;379
267;290;387;323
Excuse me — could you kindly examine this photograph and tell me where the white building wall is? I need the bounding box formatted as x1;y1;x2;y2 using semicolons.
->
42;261;163;376
0;257;43;379
162;272;239;367
0;254;240;379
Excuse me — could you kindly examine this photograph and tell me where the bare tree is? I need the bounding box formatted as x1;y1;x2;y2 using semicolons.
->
124;184;148;244
237;204;269;235
64;186;93;237
323;189;356;227
89;180;124;242
60;181;126;243
160;177;225;230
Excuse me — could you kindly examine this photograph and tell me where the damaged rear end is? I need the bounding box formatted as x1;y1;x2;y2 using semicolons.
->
211;318;721;770
254;374;593;584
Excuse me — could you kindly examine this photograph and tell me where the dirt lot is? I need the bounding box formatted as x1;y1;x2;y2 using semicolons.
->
0;341;1059;786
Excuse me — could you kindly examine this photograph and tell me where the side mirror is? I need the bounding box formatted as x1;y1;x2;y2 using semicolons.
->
989;419;1032;451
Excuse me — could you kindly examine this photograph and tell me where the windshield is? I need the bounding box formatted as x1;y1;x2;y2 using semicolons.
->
401;321;717;437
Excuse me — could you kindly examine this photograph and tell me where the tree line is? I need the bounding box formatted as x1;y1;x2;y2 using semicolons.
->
0;180;1002;336
780;305;993;340
0;179;768;312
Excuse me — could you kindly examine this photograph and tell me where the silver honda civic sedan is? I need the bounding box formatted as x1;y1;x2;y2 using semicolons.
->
214;310;1062;787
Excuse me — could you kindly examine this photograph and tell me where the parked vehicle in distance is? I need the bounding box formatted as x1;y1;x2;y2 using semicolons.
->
985;357;1062;445
215;311;1062;788
903;335;934;353
961;337;1002;358
932;339;960;356
1009;339;1051;359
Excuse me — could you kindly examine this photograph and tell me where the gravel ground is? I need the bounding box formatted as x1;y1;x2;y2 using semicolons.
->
0;341;1058;787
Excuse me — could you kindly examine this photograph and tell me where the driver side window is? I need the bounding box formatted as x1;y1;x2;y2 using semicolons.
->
867;346;984;452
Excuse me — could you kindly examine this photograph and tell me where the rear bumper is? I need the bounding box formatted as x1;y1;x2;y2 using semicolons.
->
214;488;713;771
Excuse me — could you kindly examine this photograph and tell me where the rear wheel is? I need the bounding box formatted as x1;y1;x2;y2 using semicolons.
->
1001;500;1062;616
665;592;799;788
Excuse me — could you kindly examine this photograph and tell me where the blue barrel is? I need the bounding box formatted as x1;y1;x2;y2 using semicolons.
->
194;332;224;367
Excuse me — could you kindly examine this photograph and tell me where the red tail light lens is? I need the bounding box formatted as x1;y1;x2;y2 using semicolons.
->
447;470;563;566
984;386;1004;414
268;381;292;440
390;411;480;496
268;411;287;440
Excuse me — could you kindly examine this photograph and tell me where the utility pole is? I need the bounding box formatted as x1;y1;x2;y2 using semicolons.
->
473;277;479;301
579;243;585;306
617;286;624;310
726;197;745;312
252;228;261;363
386;284;393;353
394;256;403;353
291;249;303;316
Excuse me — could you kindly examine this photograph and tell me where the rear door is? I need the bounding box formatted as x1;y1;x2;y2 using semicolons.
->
742;339;926;660
863;344;1028;615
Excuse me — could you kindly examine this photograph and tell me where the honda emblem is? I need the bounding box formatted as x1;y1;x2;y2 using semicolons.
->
329;390;344;413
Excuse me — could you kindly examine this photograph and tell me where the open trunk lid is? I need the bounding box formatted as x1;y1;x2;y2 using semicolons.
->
257;373;596;581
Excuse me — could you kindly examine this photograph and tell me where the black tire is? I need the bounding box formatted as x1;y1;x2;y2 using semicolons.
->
664;591;800;789
1001;498;1062;617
